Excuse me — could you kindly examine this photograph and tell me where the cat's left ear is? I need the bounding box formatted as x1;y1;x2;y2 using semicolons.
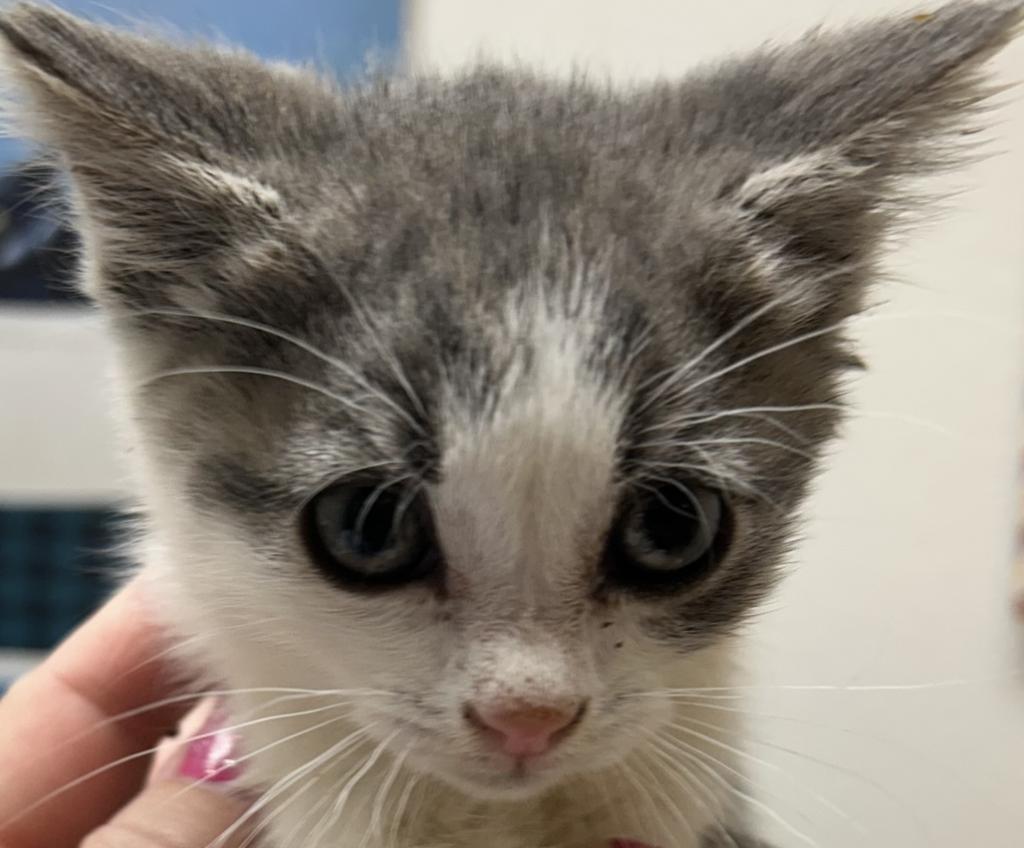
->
694;1;1022;319
0;3;329;305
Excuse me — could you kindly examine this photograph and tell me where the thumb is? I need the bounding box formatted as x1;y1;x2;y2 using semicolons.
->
81;780;253;848
83;699;254;848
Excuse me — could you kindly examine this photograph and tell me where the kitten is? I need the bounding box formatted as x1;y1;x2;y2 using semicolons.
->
0;2;1019;846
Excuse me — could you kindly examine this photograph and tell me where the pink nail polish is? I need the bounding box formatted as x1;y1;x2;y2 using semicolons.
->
178;702;242;783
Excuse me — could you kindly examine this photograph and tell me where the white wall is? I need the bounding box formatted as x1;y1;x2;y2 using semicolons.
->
406;2;1024;845
0;307;124;503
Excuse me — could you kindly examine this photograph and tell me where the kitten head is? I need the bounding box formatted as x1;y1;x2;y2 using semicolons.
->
1;2;1018;800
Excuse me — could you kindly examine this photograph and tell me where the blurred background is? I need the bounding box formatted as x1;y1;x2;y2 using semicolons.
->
0;0;401;666
1;1;1022;845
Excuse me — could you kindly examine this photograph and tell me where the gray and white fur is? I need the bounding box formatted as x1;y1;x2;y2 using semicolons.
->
0;2;1019;846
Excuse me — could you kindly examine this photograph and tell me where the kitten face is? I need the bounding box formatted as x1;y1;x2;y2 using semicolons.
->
122;121;845;797
1;0;1018;812
135;224;827;798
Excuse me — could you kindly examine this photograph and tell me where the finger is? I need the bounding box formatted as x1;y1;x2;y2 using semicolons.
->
0;581;193;848
84;698;253;848
80;781;253;848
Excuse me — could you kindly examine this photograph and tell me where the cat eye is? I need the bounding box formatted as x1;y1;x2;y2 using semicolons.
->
302;482;435;587
607;482;732;589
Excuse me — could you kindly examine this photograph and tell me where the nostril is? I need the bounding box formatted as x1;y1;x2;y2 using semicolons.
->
464;698;587;757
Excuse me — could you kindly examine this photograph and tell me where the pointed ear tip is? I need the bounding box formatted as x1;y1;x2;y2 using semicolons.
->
994;0;1024;19
0;3;99;61
0;3;62;61
991;0;1024;42
906;1;1024;57
0;1;78;24
965;0;1024;41
0;2;63;34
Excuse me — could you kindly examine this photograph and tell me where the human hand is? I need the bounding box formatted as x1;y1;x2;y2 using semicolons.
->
0;582;252;848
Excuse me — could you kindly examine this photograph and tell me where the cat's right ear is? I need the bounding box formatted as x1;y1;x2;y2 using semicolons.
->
686;1;1022;323
0;3;324;307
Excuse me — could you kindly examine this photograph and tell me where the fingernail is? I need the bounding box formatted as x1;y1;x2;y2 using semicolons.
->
176;701;243;784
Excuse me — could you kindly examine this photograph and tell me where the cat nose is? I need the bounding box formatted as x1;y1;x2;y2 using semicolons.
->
464;698;586;757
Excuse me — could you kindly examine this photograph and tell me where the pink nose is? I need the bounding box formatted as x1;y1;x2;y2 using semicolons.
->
466;699;585;757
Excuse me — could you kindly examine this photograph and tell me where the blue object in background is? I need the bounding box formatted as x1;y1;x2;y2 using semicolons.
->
0;508;122;649
0;0;402;167
0;163;80;303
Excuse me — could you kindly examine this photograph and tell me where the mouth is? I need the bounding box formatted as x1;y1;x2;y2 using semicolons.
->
496;751;557;783
423;745;574;800
381;713;611;800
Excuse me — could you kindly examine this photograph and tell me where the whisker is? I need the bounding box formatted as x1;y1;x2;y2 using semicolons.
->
660;710;939;841
663;706;929;767
117;632;207;681
645;404;951;440
668;319;851;403
662;302;1024;409
59;686;387;751
387;770;423;848
122;307;427;437
354;475;414;541
330;293;430;426
312;730;400;846
641;696;896;744
618;755;695;845
635;479;715;543
138;366;374;419
363;743;413;848
629;675;1012;697
652;720;864;839
641;732;742;848
232;691;358;724
633;743;724;846
640;469;786;518
587;769;629;835
660;706;929;841
389;771;428;848
636;294;792;412
642;410;815;449
390;479;425;538
209;723;379;848
634;436;815;462
658;725;819;847
237;774;320;848
296;782;341;848
2;692;375;830
166;705;374;803
642;256;864;406
117;616;293;682
746;735;927;843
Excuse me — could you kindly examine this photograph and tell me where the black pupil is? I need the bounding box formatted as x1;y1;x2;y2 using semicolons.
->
642;490;705;552
342;488;400;556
